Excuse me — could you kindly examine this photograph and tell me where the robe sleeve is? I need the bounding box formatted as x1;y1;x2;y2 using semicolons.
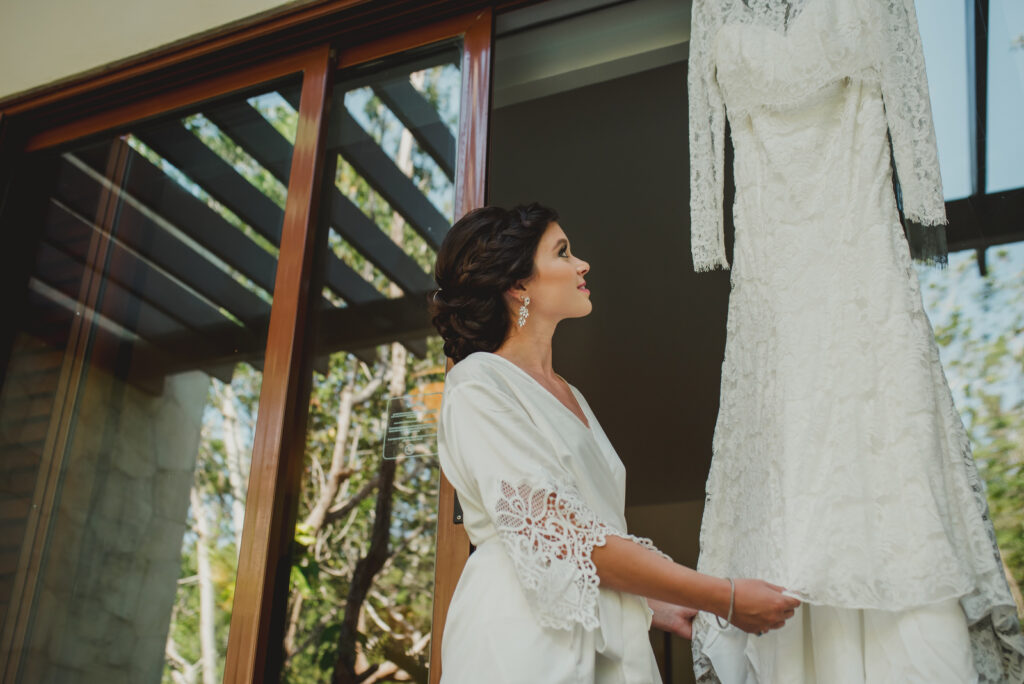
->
439;380;667;632
687;0;729;272
876;0;948;239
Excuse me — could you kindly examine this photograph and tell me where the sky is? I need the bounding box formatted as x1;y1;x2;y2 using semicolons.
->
918;0;1024;196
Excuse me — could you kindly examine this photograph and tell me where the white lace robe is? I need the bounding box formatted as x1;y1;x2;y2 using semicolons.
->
437;352;664;684
687;0;1024;681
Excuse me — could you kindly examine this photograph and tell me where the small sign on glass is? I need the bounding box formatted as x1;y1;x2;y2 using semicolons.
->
383;392;442;460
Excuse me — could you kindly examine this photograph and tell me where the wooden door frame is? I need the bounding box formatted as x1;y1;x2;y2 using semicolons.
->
330;11;491;683
221;44;336;684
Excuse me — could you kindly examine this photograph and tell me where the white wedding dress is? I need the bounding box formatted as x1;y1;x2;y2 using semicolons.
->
437;352;664;683
687;0;1024;682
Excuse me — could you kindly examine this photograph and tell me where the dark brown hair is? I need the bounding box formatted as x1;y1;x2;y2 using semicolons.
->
429;203;558;363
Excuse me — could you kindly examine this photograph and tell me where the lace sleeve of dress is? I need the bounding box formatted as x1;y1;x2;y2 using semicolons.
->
494;478;670;631
688;0;729;272
877;0;947;229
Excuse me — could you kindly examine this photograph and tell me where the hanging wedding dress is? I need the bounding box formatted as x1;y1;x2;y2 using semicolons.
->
687;0;1024;681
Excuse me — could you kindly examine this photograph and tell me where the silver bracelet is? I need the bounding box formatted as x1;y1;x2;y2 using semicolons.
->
715;577;735;629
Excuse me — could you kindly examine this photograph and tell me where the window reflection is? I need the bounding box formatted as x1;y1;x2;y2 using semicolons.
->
0;77;301;684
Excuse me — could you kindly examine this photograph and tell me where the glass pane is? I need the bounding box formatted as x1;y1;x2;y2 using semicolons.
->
986;0;1024;193
918;2;973;201
0;75;302;684
280;44;461;683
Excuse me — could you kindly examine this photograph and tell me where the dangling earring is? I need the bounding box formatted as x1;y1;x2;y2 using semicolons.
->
517;296;530;328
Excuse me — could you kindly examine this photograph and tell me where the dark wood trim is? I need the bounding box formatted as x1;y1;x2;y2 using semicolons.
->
24;46;320;152
972;0;988;197
452;8;493;224
222;44;334;684
0;1;525;150
946;186;1024;252
429;10;492;684
0;140;133;684
337;10;491;68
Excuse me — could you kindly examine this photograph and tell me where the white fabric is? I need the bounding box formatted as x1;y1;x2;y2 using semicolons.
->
437;352;664;684
700;599;978;684
687;0;1024;681
687;0;945;273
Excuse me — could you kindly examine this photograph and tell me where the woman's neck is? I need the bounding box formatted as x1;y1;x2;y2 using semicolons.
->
495;324;557;380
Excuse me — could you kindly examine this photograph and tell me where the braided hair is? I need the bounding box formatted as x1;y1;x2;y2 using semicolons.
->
429;203;558;363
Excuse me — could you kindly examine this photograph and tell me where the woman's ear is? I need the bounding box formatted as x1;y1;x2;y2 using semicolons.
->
506;281;528;302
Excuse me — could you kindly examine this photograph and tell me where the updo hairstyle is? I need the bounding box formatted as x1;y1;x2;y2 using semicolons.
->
429;203;558;363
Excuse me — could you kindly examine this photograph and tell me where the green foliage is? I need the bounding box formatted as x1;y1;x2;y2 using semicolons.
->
919;246;1024;612
282;346;444;683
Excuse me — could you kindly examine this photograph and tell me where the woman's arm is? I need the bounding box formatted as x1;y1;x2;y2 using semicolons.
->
592;536;799;634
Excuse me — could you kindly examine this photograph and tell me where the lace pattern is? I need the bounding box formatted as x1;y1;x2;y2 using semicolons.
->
876;0;947;227
687;0;947;272
690;226;1024;680
688;0;729;271
494;478;666;632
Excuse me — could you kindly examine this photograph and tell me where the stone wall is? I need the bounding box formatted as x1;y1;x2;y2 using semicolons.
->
16;367;208;684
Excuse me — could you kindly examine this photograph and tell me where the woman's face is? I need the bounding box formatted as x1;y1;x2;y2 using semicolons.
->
518;221;591;323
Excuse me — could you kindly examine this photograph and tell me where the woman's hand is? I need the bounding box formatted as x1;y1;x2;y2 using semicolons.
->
647;598;699;640
728;579;800;635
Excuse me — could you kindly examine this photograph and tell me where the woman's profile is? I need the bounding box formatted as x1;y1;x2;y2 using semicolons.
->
430;203;799;682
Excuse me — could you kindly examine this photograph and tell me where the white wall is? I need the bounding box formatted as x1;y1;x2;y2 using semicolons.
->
0;0;310;102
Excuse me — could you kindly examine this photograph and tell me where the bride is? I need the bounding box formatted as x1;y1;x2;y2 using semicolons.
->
429;203;800;683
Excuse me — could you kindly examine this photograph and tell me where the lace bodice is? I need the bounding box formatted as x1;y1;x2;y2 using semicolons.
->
687;0;946;271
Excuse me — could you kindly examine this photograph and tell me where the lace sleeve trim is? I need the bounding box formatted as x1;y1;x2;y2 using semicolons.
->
878;0;947;228
494;478;668;631
688;0;730;273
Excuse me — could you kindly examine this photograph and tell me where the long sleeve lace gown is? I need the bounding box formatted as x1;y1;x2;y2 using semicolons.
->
687;0;1024;682
437;352;665;683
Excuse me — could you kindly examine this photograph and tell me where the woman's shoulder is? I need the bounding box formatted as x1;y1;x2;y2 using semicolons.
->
446;352;507;387
443;352;519;402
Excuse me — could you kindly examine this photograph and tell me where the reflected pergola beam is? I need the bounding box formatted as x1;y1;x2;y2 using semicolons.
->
373;78;456;180
49;110;442;382
328;108;451;250
201;100;430;358
24;285;175;395
283;88;450;250
313;294;435;359
324;192;436;294
139;121;385;308
122;294;434;380
72;145;280;296
53;158;272;328
34;245;185;341
138;123;287;247
204;100;434;297
42;203;237;335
